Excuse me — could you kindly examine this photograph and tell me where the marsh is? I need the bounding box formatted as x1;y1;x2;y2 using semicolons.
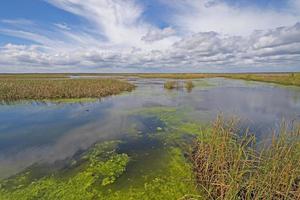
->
0;76;300;199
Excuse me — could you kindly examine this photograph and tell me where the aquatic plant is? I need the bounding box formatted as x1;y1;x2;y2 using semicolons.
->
191;117;300;199
164;81;180;90
185;81;194;92
103;147;200;200
0;141;130;200
0;78;135;101
0;74;69;79
137;73;300;86
137;73;216;79
222;73;300;86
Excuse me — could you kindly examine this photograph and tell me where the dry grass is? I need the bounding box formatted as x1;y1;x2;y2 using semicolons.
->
191;117;300;200
0;78;135;101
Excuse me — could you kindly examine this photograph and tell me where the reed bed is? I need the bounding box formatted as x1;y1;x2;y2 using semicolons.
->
138;73;300;86
191;117;300;200
185;81;194;91
0;78;135;101
138;73;215;79
164;80;195;92
1;73;299;86
222;73;300;86
0;74;69;79
164;81;181;90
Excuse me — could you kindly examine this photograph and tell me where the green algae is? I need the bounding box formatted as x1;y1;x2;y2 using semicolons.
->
0;141;129;200
191;79;216;89
131;106;184;126
45;98;98;104
103;147;200;200
0;105;208;200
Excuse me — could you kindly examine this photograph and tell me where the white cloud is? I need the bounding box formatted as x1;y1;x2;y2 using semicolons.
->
46;0;150;47
0;19;35;26
54;23;71;30
0;0;299;72
163;0;300;36
142;27;176;42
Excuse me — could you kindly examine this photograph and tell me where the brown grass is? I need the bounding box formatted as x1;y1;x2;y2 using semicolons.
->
0;78;135;101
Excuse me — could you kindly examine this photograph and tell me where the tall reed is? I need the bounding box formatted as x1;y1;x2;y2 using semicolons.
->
185;81;194;92
191;117;300;199
0;78;135;101
164;81;180;90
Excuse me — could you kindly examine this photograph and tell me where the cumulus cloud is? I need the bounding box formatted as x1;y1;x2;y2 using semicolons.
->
0;0;299;72
142;27;176;42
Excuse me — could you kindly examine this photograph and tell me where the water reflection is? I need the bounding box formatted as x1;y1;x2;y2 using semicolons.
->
0;78;300;178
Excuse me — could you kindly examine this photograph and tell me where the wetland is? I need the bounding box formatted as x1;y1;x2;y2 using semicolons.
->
0;75;300;199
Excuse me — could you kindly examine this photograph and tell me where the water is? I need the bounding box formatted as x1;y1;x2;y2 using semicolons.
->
0;78;300;179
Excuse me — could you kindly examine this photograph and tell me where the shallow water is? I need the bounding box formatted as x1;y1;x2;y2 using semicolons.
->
0;77;300;179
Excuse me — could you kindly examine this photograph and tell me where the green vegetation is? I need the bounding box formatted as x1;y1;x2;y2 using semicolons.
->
104;147;199;200
164;80;195;92
185;81;194;92
1;102;299;200
0;106;203;200
1;72;300;86
0;78;135;101
0;141;130;200
191;117;300;199
0;74;69;79
137;73;300;86
138;73;215;79
164;81;180;90
222;73;300;86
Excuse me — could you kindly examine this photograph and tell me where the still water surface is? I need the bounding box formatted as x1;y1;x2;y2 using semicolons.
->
0;78;300;178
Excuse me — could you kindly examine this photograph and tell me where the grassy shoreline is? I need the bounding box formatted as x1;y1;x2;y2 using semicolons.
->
0;73;299;86
0;101;299;199
138;73;300;86
191;118;300;199
222;73;300;86
0;78;135;102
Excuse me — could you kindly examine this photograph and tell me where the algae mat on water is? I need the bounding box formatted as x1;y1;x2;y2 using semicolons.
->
0;106;204;200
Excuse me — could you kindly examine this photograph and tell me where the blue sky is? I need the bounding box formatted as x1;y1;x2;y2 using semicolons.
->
0;0;300;72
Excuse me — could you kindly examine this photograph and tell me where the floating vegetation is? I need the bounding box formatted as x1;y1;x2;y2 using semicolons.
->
191;117;300;199
1;95;299;200
0;141;130;200
0;105;204;200
0;78;135;101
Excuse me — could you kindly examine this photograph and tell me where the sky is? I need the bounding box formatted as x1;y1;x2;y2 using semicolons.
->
0;0;300;73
